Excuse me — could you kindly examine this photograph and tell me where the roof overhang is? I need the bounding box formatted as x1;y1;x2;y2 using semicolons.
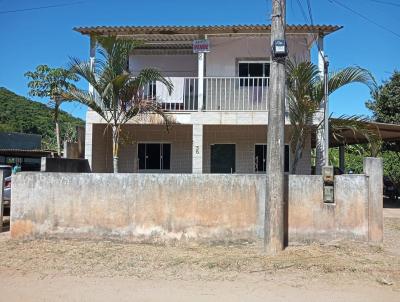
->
0;149;55;158
74;24;342;37
311;120;400;148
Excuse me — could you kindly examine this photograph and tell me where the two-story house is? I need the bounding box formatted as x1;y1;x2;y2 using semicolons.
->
74;24;341;174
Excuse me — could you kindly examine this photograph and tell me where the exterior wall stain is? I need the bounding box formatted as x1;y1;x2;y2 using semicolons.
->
11;159;383;244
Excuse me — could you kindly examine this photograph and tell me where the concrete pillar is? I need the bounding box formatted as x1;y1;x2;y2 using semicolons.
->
192;124;203;173
315;34;325;175
363;157;383;243
85;121;93;170
317;35;325;79
339;145;345;172
197;52;204;111
89;35;96;95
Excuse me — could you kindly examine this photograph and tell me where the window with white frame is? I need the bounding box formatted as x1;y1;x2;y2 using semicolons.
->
138;143;171;170
238;61;270;86
255;144;290;173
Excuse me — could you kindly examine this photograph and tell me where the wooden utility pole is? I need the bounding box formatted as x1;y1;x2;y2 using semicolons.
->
264;0;286;254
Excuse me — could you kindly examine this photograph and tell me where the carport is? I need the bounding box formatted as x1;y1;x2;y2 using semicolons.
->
311;120;400;171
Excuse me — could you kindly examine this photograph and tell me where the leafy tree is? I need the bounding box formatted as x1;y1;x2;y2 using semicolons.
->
286;61;376;174
366;71;400;124
25;65;78;155
68;36;173;173
366;71;400;190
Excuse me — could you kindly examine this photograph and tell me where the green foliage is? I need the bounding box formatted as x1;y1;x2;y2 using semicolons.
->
366;71;400;188
25;65;78;101
366;71;400;124
286;60;376;174
68;36;173;172
0;87;84;150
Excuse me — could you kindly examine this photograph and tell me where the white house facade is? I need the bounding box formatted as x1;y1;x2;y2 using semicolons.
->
74;24;341;174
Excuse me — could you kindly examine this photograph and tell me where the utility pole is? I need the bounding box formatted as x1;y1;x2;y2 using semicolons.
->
264;0;287;254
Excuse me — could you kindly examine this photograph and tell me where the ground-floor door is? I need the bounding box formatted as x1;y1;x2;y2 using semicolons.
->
210;144;236;173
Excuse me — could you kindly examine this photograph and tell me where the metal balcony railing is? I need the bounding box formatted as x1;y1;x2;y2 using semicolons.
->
142;76;270;112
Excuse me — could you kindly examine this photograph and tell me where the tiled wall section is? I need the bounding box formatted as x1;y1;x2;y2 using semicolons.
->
91;124;312;174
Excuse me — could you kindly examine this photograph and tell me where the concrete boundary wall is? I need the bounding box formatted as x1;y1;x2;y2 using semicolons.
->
11;158;383;244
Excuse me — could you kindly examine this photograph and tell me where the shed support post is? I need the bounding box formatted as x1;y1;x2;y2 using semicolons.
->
0;170;4;233
339;145;345;172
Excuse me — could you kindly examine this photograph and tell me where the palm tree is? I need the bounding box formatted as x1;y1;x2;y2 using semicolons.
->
25;65;78;156
286;61;377;174
67;36;173;173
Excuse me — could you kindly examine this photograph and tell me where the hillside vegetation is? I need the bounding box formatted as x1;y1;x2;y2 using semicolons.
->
0;87;84;149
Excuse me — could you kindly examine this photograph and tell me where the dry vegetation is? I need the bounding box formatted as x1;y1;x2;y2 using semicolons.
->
1;217;399;289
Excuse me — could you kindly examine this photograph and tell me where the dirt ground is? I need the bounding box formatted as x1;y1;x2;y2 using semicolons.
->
0;204;399;301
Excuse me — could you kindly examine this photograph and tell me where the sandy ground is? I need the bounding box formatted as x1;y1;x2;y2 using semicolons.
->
0;205;399;301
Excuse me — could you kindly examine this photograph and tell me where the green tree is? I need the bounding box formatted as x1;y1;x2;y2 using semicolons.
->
0;87;83;150
68;36;172;173
286;61;376;174
366;71;400;124
366;71;400;189
25;65;78;156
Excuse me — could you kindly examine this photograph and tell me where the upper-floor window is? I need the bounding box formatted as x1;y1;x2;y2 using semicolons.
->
238;61;270;86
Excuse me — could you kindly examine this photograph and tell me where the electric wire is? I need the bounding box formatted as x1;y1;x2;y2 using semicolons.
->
368;0;400;8
0;1;86;14
327;0;400;39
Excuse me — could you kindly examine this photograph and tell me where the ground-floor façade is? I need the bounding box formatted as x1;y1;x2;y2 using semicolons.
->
86;124;312;175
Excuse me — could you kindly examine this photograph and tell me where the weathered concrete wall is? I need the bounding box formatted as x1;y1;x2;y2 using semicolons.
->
11;174;263;241
11;159;383;244
288;175;369;243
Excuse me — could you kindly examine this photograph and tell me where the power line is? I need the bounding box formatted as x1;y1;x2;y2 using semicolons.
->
295;0;310;23
0;1;86;14
368;0;400;8
328;0;400;39
306;0;314;25
303;0;326;64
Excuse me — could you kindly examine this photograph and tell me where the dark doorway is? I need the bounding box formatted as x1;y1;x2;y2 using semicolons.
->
210;144;236;173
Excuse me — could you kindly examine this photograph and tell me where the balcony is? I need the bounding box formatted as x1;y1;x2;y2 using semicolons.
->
143;77;270;112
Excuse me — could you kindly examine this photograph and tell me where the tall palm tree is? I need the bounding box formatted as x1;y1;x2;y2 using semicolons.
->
286;61;377;174
68;36;173;173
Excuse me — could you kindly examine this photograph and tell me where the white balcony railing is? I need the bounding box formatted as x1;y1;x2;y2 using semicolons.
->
142;76;269;112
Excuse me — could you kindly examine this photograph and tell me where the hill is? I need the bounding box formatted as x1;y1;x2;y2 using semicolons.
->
0;87;84;149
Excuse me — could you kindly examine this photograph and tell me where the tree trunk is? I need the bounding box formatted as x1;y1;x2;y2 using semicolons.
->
112;125;120;173
54;102;61;157
55;121;61;157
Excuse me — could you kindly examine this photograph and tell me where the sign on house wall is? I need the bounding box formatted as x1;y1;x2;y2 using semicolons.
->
193;39;210;53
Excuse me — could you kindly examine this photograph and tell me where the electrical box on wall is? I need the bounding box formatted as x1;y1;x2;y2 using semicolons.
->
272;40;288;58
324;186;334;203
322;166;334;185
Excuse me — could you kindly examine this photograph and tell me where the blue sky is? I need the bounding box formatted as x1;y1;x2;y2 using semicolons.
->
0;0;399;120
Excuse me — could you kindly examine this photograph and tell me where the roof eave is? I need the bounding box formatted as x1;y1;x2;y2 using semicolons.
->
73;24;343;37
